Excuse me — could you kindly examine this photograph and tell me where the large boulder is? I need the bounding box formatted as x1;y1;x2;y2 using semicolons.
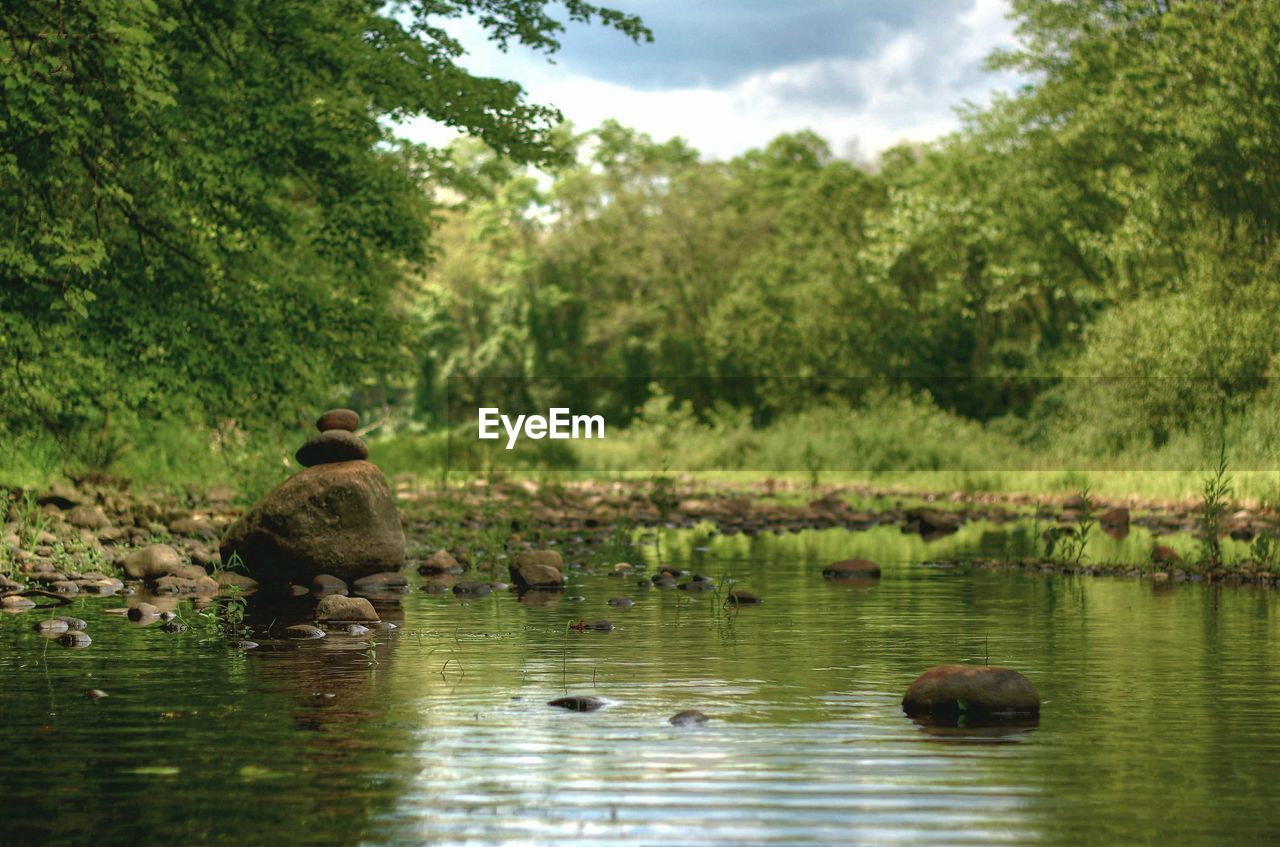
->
902;665;1040;718
220;461;404;584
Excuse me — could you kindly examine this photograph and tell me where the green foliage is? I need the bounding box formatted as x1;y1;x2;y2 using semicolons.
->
1044;487;1097;566
1;0;647;464
1197;443;1234;569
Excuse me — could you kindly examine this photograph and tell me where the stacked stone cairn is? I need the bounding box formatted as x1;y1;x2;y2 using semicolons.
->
220;409;405;588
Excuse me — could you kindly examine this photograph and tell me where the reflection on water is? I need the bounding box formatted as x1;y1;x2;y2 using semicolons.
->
2;522;1280;845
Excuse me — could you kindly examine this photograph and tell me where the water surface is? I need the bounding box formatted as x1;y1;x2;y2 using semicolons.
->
3;523;1279;845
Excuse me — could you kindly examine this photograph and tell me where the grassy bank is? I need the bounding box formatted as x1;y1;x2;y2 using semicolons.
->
5;394;1280;509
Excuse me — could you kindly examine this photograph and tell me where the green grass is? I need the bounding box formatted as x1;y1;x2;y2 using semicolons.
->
6;394;1280;508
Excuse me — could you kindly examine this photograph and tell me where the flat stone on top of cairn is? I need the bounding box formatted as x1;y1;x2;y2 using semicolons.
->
296;430;368;467
316;408;360;432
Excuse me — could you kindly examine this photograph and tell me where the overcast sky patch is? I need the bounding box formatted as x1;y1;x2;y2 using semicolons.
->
400;0;1026;161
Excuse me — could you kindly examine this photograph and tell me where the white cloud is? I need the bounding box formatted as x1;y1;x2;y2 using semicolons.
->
398;0;1024;161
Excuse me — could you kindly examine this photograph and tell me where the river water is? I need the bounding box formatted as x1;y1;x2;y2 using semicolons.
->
3;523;1279;845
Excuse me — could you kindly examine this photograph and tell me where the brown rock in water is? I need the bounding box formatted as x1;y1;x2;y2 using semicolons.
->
314;594;379;624
418;549;461;574
902;665;1040;717
903;509;961;538
513;549;563;569
311;574;348;595
295;430;369;468
506;560;563;588
669;709;709;726
127;602;160;622
1151;544;1181;565
122;544;187;581
316;408;360;432
1099;506;1130;528
548;695;606;712
725;589;762;606
220;461;404;584
822;559;881;579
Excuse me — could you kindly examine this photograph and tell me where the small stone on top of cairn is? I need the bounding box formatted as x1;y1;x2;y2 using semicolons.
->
316;408;360;432
296;409;368;467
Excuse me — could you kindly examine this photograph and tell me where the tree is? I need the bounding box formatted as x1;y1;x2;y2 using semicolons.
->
0;0;648;454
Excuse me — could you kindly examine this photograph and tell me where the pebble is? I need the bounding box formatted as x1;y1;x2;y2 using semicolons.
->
607;597;634;608
285;624;326;640
127;603;160;622
159;621;189;634
57;631;92;648
725;590;762;606
452;581;492;598
84;689;108;700
343;624;371;636
585;620;614;632
231;640;259;650
58;616;88;631
316;408;360;432
35;619;70;634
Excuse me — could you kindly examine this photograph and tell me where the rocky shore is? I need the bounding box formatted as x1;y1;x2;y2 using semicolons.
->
5;472;1280;621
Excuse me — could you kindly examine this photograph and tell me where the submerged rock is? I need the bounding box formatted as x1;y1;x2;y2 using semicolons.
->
669;709;709;726
725;590;762;606
220;460;405;584
548;695;607;712
452;580;491;598
285;624;326;640
902;664;1040;718
822;559;881;579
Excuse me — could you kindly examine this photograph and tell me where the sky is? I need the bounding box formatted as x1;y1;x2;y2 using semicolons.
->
400;0;1027;162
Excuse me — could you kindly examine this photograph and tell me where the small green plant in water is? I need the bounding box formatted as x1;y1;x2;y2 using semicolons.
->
1197;443;1233;570
192;595;250;643
1044;486;1096;565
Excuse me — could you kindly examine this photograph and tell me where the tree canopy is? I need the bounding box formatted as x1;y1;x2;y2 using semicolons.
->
0;0;647;455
